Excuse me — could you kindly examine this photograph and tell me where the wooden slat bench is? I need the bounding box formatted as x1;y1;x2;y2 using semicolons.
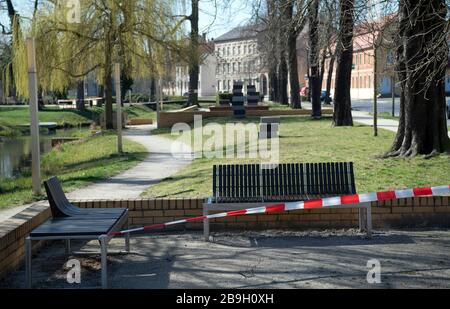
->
203;162;372;240
25;177;130;289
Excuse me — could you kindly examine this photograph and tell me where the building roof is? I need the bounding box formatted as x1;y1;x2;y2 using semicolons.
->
214;25;260;43
199;42;215;55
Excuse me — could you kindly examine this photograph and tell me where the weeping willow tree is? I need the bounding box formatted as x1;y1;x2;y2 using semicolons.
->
12;0;184;129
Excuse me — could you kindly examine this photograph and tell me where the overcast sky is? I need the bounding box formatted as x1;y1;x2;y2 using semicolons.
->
1;0;254;39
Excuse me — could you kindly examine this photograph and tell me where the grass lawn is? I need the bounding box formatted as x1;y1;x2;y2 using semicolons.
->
143;116;450;198
0;132;147;209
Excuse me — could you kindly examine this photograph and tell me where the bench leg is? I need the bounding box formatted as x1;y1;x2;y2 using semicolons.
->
100;236;108;289
65;240;71;256
25;237;32;289
359;206;367;232
366;203;373;238
125;223;131;253
203;206;210;242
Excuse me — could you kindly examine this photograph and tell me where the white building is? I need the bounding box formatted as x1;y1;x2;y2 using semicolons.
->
175;42;217;97
214;26;268;95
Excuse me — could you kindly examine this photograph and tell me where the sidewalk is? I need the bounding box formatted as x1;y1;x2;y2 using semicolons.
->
352;110;450;137
352;110;400;133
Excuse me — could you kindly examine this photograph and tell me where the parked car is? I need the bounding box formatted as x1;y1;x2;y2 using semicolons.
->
321;90;333;103
300;87;309;98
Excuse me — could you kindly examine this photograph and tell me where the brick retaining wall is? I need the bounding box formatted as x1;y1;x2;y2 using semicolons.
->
0;196;449;281
159;109;334;128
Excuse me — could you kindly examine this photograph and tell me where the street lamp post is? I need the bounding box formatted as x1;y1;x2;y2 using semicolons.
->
26;38;41;195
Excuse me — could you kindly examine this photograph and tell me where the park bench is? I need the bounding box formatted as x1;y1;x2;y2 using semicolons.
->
25;177;130;289
203;162;372;240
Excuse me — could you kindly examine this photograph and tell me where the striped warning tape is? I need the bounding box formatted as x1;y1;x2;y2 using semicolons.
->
111;185;450;236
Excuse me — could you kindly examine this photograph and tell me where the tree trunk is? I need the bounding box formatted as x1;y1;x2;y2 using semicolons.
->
104;51;113;130
97;85;104;107
269;70;278;102
325;51;336;105
387;0;450;157
188;0;199;107
278;52;288;105
150;77;156;102
333;0;355;127
76;80;85;111
285;1;301;109
309;0;321;118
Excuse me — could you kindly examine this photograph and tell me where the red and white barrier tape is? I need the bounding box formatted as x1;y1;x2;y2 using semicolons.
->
111;185;450;236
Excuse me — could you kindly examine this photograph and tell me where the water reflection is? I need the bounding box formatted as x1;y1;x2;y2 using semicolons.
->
0;129;85;179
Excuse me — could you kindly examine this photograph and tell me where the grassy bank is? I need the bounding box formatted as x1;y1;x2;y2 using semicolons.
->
143;116;450;198
0;107;98;127
0;132;147;209
0;105;159;137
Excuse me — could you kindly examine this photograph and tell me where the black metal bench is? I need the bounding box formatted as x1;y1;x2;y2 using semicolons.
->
203;162;372;240
25;177;130;289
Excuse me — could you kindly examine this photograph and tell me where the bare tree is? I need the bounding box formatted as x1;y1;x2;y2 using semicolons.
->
333;0;355;126
386;0;450;156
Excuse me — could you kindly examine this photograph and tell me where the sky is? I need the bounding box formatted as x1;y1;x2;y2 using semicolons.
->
1;0;254;40
196;0;255;39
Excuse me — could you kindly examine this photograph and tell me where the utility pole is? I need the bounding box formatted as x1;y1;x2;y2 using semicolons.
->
27;38;41;195
114;63;123;154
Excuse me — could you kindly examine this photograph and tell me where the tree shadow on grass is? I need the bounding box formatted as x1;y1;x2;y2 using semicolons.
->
53;152;148;172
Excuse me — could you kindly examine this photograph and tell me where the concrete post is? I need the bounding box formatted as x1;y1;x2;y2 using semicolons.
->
157;77;161;129
26;38;41;195
114;63;123;154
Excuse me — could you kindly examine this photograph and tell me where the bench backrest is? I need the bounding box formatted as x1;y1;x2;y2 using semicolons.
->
212;163;356;203
44;177;78;217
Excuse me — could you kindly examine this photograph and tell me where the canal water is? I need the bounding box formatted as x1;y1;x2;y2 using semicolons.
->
0;129;86;179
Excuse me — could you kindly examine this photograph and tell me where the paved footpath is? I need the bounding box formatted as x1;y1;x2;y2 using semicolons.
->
0;125;193;222
66;125;193;200
352;110;401;133
352;110;450;138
